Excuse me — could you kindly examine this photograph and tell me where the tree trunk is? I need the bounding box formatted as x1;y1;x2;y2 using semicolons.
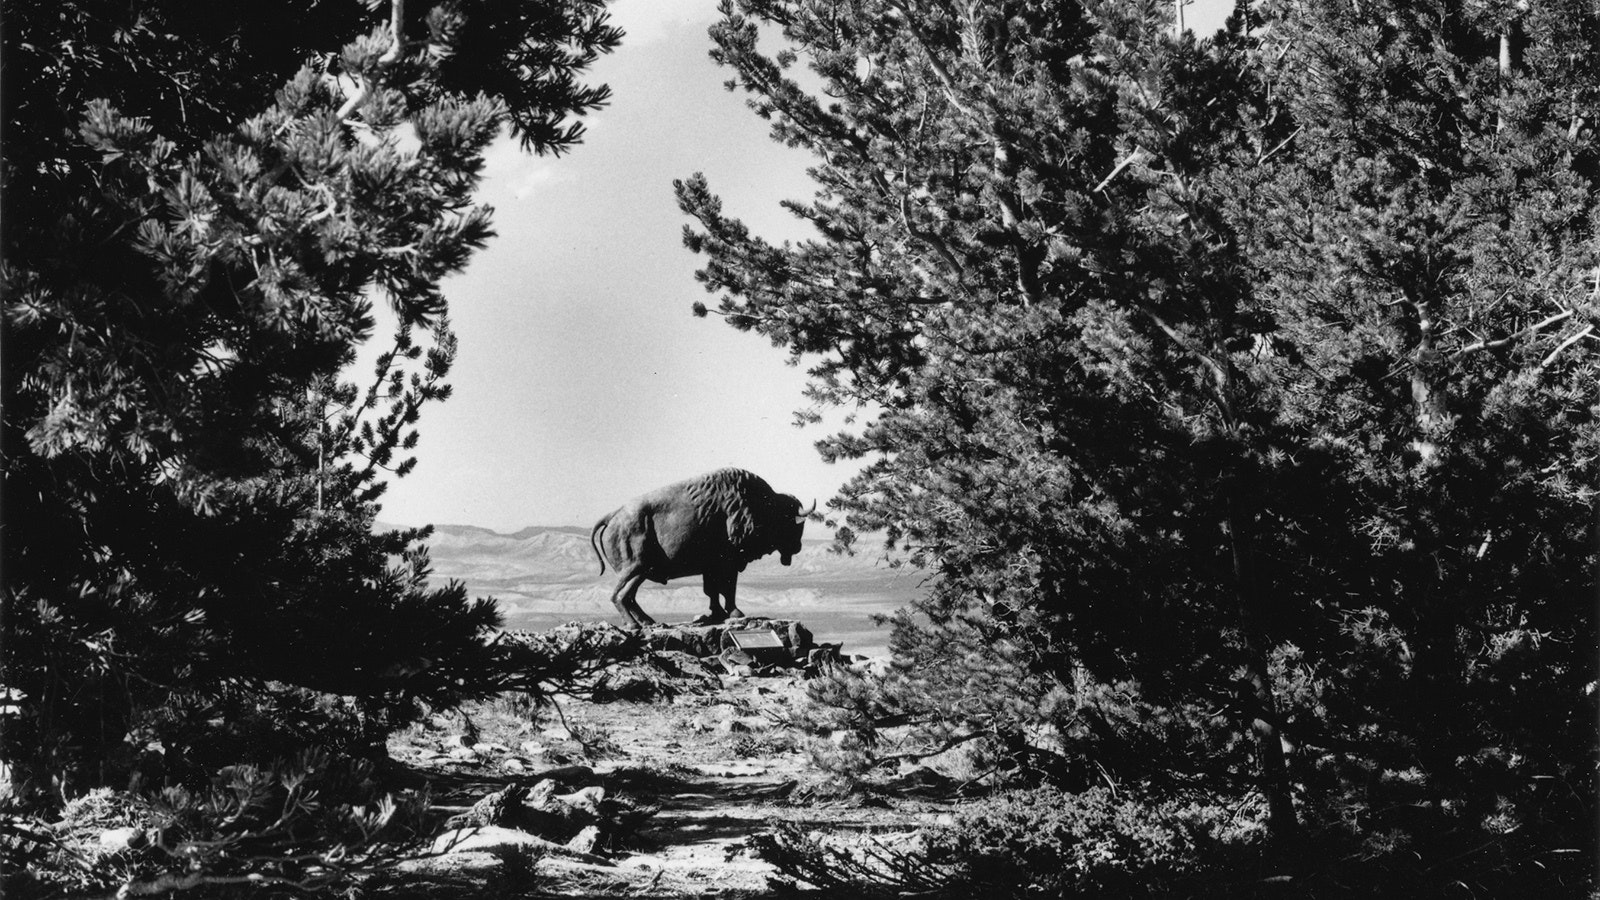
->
1213;360;1297;839
1226;493;1298;839
1409;297;1447;464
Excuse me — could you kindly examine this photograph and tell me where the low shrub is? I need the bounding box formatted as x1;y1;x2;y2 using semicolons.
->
931;786;1260;898
565;721;622;761
754;785;1261;899
725;729;798;759
3;750;430;899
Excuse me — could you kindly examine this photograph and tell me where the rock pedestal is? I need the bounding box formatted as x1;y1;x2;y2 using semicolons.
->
643;618;840;675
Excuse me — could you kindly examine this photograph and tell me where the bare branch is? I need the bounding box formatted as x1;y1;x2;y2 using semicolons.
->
377;0;406;66
868;728;986;767
1538;324;1595;368
1140;307;1229;388
1257;126;1302;165
1453;308;1572;355
884;0;981;121
899;192;967;281
1094;146;1148;193
108;871;313;898
336;0;407;121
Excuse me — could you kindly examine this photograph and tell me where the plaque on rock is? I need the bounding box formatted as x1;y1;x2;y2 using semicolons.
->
725;628;791;668
728;630;784;650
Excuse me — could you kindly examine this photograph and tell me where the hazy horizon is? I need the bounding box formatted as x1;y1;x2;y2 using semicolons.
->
414;518;922;657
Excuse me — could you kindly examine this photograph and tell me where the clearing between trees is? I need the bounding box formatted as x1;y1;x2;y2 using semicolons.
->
383;634;953;899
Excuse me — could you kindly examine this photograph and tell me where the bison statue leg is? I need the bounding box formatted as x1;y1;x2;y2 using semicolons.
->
721;572;745;620
608;570;657;628
690;569;746;626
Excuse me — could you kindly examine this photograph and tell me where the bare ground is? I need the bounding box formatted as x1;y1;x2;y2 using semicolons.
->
374;666;960;898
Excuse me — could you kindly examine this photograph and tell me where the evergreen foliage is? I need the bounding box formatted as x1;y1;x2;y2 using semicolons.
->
10;753;432;897
680;0;1597;892
2;0;618;811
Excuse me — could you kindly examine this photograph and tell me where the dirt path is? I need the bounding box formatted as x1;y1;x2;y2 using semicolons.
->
380;669;954;898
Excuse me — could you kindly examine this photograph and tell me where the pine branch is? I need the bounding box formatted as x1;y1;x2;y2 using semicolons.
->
1452;308;1571;355
898;191;968;283
1537;323;1594;368
1137;305;1235;418
1094;145;1150;193
882;0;1039;306
336;0;407;122
884;0;982;121
1256;126;1301;165
867;727;987;768
107;872;311;898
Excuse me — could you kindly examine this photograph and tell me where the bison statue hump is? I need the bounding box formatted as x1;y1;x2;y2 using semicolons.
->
589;468;815;628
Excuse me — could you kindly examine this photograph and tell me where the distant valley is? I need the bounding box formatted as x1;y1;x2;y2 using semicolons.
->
402;524;925;656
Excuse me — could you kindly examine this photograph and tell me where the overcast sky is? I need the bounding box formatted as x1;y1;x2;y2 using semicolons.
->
370;0;1234;533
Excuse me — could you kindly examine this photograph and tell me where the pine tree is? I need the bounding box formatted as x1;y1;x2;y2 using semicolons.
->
679;0;1301;835
1226;0;1600;882
2;0;620;789
679;0;1597;890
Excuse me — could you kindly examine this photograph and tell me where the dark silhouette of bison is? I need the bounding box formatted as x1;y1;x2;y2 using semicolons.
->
590;468;814;628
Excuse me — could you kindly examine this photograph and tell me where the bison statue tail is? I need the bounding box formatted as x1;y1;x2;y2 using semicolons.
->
590;516;609;576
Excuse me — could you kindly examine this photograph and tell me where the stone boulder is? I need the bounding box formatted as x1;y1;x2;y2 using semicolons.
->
645;617;823;674
433;775;657;859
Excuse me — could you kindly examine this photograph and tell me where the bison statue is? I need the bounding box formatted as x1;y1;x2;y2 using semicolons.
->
590;468;815;628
